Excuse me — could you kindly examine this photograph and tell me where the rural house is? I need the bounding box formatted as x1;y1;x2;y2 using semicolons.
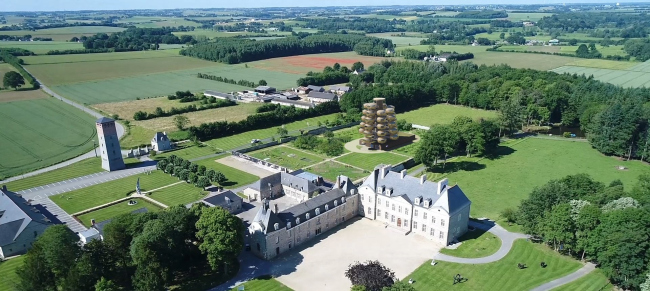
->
151;132;172;151
202;191;243;214
352;69;365;75
248;175;358;260
295;86;310;94
243;170;327;202
433;53;453;62
0;185;56;259
358;165;471;245
329;85;351;95
307;91;338;103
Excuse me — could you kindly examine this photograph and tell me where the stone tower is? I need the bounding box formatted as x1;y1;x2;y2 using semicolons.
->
96;117;125;171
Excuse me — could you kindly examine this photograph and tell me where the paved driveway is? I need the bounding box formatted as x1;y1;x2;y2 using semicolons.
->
273;218;442;291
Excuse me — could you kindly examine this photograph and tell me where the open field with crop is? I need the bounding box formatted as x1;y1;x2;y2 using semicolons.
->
76;198;161;226
0;256;25;291
506;12;553;21
471;51;579;70
27;54;218;86
0;98;97;179
147;182;208;206
474;32;554;42
0;88;49;103
134;102;262;132
194;158;259;188
92;95;203;120
551;64;650;88
496;45;560;53
559;45;628;57
564;59;639;70
22;49;180;65
0;26;125;41
553;269;613;291
439;228;501;258
3;157;103;191
249;51;389;74
204;113;341;150
304;160;368;182
0;41;83;54
51;171;179;214
400;104;498;126
368;32;426;47
406;240;582;291
424;138;650;220
250;146;325;170
336;152;410;171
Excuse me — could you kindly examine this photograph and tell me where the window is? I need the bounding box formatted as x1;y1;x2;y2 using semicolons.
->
432;217;436;224
317;217;321;225
385;201;389;207
413;221;418;229
296;218;300;224
287;222;292;229
404;219;409;227
423;212;428;219
385;212;388;219
368;195;372;202
334;200;338;207
430;228;435;236
276;237;279;244
414;209;418;217
325;205;329;211
398;205;402;212
405;208;409;215
367;207;372;215
392;204;395;211
274;223;279;230
342;197;345;203
361;194;364;201
441;219;445;226
439;231;444;239
422;224;427;232
315;208;320;215
306;213;310;220
377;209;381;217
391;215;395;222
378;197;381;204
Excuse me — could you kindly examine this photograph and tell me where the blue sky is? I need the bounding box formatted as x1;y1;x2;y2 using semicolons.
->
1;0;640;12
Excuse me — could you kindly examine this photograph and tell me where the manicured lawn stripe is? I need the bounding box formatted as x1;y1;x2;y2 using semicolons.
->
336;152;410;171
231;277;293;291
194;158;259;189
553;269;613;291
439;228;501;258
157;145;220;160
148;182;209;206
407;240;582;290
3;157;104;191
249;146;325;170
304;160;368;182
51;171;179;214
76;198;161;227
0;256;25;291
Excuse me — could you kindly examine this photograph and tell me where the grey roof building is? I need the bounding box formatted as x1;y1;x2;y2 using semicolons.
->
79;207;149;244
243;170;326;202
254;86;276;94
270;98;315;109
329;85;351;94
204;90;235;100
0;185;56;259
203;191;243;214
151;131;172;151
307;85;324;92
307;91;338;103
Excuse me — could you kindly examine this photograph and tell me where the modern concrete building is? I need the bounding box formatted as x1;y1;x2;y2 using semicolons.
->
249;175;358;260
0;185;55;259
202;191;243;214
96;117;125;171
358;165;471;245
151;132;172;152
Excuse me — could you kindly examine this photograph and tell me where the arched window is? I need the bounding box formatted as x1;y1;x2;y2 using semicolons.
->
341;197;345;203
287;222;292;229
296;217;300;224
306;213;310;220
274;223;279;230
334;200;338;207
315;208;320;215
325;204;329;211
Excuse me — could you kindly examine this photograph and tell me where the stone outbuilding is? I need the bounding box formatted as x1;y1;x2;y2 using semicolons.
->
151;132;172;151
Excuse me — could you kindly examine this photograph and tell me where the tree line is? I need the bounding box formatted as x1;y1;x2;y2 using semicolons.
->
196;73;266;88
455;10;509;19
188;101;341;141
179;34;393;64
624;38;650;61
296;17;406;33
509;173;650;290
15;204;243;291
0;49;39;89
339;59;650;161
82;28;196;51
133;99;236;121
296;62;357;86
156;155;227;188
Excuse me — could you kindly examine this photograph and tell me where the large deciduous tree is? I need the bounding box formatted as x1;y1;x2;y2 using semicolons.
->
173;115;190;131
3;71;25;90
345;260;396;291
195;206;244;273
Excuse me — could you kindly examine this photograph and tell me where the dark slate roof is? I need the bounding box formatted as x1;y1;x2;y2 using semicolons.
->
307;91;337;100
153;132;169;142
307;85;324;92
255;86;276;92
249;171;321;197
94;207;149;237
330;85;351;92
0;219;24;247
203;191;242;208
96;117;114;124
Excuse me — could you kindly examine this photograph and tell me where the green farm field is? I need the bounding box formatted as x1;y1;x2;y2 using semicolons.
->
406;240;582;291
0;98;97;179
0;63;27;91
0;256;25;291
400;104;498;126
76;198;161;226
367;32;427;47
22;49;180;65
424;138;650;220
0;41;83;54
3;158;103;191
506;12;553;21
470;51;579;70
304;160;368;182
147;182;207;206
250;146;325;170
336;152;410;171
194;158;259;188
204;113;341;150
564;59;638;70
551;64;650;88
439;228;501;258
0;26;125;41
133;102;262;132
51;171;179;214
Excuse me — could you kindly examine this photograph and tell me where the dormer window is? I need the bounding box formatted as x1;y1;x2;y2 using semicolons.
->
341;197;345;203
415;196;421;204
315;208;321;215
274;223;279;230
306;213;310;220
287;222;292;229
334;200;338;207
296;218;301;224
325;205;329;211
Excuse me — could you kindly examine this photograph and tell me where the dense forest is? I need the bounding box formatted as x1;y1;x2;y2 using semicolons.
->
180;34;393;64
624;38;650;61
82;28;196;51
512;173;650;290
455;10;509;19
298;17;405;33
536;12;650;37
340;60;650;161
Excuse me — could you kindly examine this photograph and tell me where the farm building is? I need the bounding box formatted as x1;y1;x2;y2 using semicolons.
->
279;92;301;100
295;86;310;94
151;132;172;151
433;53;453;62
307;91;338;103
0;185;56;259
204;90;235;100
254;86;277;94
307;85;325;92
202;191;243;214
271;98;315;109
329;85;351;95
548;39;559;45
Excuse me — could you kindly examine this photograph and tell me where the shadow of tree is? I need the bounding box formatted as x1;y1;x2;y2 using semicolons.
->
484;145;516;160
428;161;486;175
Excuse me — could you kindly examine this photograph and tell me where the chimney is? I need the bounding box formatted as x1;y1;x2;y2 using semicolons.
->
400;169;407;179
381;165;390;179
274;203;279;213
91;219;96;226
420;175;427;185
336;176;341;189
2;185;6;191
437;178;449;194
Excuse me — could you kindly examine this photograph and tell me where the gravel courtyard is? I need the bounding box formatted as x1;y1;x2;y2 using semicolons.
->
270;218;443;291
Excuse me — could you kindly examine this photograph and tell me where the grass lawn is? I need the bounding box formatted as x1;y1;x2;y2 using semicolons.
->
134;102;261;132
0;256;25;291
51;171;179;214
439;228;501;258
249;146;325;170
304;160;368;182
194;158;259;188
231;276;293;291
400;104;498;127
553;269;613;291
3;157;104;191
336;152;410;171
156;144;220;160
76;198;162;226
424;138;650;220
559;45;628;57
120;124;159;149
468;51;579;70
204;114;341;151
0;98;97;179
148;182;209;206
0;63;27;91
406;240;582;290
